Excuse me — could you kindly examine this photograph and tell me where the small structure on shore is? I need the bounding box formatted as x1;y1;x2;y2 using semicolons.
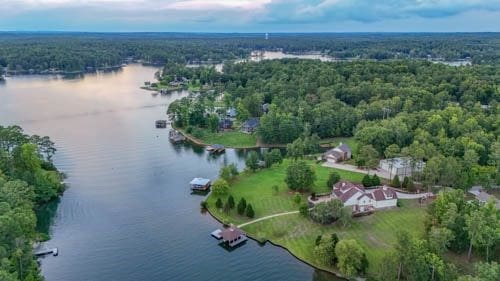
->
155;120;167;128
241;118;260;134
169;129;186;143
216;225;247;247
323;143;352;163
207;144;225;153
189;178;211;191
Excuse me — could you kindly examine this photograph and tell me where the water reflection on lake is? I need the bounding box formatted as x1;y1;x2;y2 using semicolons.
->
0;64;342;281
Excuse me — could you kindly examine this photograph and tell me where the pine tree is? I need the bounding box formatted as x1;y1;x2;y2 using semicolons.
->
371;174;381;186
237;198;247;215
245;204;255;218
391;175;401;188
216;198;223;209
227;195;235;209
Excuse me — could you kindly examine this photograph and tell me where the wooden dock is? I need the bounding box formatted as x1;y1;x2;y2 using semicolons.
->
155;120;168;128
169;129;186;143
35;248;58;257
206;144;225;153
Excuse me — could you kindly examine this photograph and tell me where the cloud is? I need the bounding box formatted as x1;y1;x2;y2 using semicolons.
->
0;0;499;31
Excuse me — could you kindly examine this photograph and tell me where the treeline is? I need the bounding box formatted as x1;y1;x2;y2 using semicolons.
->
0;125;64;281
1;33;498;74
168;58;499;189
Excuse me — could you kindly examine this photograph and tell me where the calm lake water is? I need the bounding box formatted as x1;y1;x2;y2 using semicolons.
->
0;64;339;281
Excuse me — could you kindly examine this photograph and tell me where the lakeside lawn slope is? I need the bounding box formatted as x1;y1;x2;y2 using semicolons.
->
206;161;426;276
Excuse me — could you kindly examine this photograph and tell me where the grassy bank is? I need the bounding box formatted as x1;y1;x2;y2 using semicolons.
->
206;160;427;276
179;127;258;148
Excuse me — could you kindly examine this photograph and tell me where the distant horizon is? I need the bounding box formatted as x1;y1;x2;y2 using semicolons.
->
1;1;499;33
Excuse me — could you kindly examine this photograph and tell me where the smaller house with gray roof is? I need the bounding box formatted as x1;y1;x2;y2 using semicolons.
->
324;143;352;163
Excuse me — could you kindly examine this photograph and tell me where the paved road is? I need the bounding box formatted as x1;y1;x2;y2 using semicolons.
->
238;211;300;228
322;162;391;179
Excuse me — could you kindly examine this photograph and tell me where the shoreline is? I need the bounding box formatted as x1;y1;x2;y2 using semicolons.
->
205;205;348;280
172;125;261;149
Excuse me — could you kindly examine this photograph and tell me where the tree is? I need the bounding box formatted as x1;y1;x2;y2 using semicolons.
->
212;179;229;196
207;114;219;132
309;199;344;224
371;174;381;186
335;239;365;277
285;161;316;191
263;149;283;168
428;227;454;256
314;236;337;266
299;203;309;216
338;207;353;228
465;201;498;261
286;137;305;160
391;175;401;188
293;192;302;204
237;198;247;215
245;204;255;218
245;151;259;172
215;198;223;209
219;163;238;181
362;174;373;187
227;195;235;209
326;172;340;188
356;145;379;169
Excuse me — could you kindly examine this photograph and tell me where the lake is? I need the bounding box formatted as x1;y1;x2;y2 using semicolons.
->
0;64;339;281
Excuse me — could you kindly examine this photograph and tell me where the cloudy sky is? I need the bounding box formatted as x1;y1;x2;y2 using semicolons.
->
1;0;499;32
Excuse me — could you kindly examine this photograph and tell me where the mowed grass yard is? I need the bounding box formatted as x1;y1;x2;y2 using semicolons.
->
243;200;426;276
183;127;258;148
207;160;364;225
206;160;427;276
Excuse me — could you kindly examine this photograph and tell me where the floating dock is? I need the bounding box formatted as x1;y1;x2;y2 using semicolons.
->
155;120;167;128
211;229;222;239
189;178;211;191
169;129;186;143
206;144;225;153
35;248;58;257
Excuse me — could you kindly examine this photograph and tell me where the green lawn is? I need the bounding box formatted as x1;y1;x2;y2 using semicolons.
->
206;160;427;276
194;128;257;148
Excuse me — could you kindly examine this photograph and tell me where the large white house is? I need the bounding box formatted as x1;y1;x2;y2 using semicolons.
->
331;181;398;213
379;157;425;179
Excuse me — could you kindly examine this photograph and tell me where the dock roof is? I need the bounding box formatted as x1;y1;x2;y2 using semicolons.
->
190;178;211;186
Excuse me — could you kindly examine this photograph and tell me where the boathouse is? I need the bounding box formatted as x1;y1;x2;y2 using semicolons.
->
221;226;247;247
189;178;211;191
155;120;167;128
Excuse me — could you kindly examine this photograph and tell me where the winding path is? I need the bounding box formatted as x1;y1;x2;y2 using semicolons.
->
238;210;300;228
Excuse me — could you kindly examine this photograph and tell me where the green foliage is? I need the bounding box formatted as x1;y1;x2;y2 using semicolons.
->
314;236;337;266
227;195;235;209
293;192;302;204
219;163;239;181
309;199;344;224
212;179;230;196
285;161;316;191
356;145;379;169
245;204;255;218
207;114;220;133
263;149;283;168
391;175;401;188
338;207;353;228
335;239;366;277
245;151;259;172
200;200;208;209
215;198;223;209
326;172;341;188
402;176;413;191
315;235;322;246
237;198;247;215
299;203;309;217
362;174;373;187
371;174;381;186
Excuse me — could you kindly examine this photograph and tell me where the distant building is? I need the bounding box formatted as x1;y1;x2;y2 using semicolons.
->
379;157;425;179
469;186;500;209
226;107;237;118
219;118;233;130
323;143;352;163
262;103;270;114
241;118;260;134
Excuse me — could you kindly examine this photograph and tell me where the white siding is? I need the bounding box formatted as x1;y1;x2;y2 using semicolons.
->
343;191;363;206
374;199;397;209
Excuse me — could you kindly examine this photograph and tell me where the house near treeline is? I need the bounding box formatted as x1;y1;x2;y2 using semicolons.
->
323;143;352;163
328;181;398;213
219;118;233;130
226;107;237;118
379;157;425;179
241;118;260;134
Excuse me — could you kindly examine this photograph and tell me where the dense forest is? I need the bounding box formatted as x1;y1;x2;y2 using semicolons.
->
0;33;498;74
0;126;64;281
168;59;499;191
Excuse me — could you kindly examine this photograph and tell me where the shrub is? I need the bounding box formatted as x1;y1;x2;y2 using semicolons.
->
200;200;208;209
245;204;255;218
215;198;223;209
227;195;235;209
326;171;341;187
391;175;401;187
315;235;322;246
299;203;309;216
371;174;381;186
362;174;373;187
309;199;344;224
245;151;259;172
293;192;302;204
212;179;229;196
186;126;194;134
237;197;247;215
